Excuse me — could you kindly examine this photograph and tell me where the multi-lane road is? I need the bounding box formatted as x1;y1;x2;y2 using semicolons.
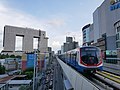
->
38;57;64;90
53;58;64;90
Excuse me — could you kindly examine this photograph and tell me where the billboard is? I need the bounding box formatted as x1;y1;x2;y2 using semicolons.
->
27;54;37;68
106;50;117;55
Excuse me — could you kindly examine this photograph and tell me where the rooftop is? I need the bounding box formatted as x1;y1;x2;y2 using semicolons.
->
8;80;32;85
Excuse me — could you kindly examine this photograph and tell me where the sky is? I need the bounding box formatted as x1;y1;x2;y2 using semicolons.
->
0;0;104;52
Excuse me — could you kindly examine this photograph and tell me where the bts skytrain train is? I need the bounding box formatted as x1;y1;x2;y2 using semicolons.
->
58;46;103;73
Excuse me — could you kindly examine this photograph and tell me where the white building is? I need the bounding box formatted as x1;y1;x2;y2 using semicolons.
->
2;25;48;56
82;24;94;45
82;0;120;57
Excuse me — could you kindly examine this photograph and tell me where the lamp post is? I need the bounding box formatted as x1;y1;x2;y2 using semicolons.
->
33;30;41;90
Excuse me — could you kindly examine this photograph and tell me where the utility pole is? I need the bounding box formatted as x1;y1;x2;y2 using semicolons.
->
38;30;41;53
33;51;37;90
38;30;41;70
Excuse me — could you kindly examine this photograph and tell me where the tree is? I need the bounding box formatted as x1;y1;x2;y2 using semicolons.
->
22;68;34;79
0;54;6;59
0;63;6;74
19;85;27;90
25;71;33;79
10;54;15;58
6;54;9;58
16;55;22;59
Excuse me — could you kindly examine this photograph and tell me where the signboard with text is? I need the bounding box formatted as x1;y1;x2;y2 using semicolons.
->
110;0;120;11
106;50;117;55
27;54;37;68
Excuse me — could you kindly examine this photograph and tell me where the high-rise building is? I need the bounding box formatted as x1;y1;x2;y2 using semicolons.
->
66;37;73;43
82;24;94;46
63;37;78;52
82;0;120;57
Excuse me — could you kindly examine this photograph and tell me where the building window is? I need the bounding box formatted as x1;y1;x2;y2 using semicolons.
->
117;26;120;32
116;41;120;48
116;33;119;40
115;20;120;49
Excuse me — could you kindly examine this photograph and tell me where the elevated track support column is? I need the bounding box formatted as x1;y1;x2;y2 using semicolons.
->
57;57;99;90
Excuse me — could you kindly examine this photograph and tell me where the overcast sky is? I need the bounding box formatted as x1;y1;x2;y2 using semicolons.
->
0;0;104;52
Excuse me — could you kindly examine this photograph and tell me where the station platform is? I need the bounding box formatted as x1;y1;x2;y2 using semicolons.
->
103;63;120;75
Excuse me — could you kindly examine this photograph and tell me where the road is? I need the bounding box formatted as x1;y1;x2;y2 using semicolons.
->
53;58;64;90
38;57;64;90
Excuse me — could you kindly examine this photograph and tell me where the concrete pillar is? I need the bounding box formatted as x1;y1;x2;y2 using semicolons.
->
4;32;16;51
38;31;48;53
22;35;33;52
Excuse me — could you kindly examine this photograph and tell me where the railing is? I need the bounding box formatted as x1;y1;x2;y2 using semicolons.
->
103;58;120;65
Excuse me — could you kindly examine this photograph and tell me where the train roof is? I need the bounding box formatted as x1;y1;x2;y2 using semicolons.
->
58;46;100;55
80;46;99;48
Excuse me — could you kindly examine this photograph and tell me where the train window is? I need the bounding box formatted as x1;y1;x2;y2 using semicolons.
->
76;51;79;61
71;53;77;61
81;47;101;64
69;53;72;62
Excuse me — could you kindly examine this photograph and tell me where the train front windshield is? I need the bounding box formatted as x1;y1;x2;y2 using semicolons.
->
81;47;101;65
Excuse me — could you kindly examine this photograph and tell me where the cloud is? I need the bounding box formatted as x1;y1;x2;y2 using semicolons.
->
0;2;83;52
52;41;61;47
47;18;66;27
0;3;68;52
49;30;83;52
0;3;7;12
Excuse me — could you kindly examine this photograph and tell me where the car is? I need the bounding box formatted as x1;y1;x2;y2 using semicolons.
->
49;81;53;89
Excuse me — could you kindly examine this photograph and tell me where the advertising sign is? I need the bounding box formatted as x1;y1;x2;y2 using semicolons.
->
27;54;37;68
110;0;120;11
106;50;117;55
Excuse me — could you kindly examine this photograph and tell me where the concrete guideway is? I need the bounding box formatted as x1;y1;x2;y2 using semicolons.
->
57;57;99;90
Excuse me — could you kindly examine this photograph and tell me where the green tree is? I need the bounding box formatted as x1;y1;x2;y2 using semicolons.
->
19;85;27;90
25;71;33;79
0;54;6;59
6;54;9;58
10;54;15;58
0;54;10;59
16;55;22;59
0;63;6;74
22;68;34;79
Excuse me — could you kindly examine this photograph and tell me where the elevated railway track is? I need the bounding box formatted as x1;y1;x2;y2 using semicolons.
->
87;71;120;90
96;71;120;84
57;57;120;90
